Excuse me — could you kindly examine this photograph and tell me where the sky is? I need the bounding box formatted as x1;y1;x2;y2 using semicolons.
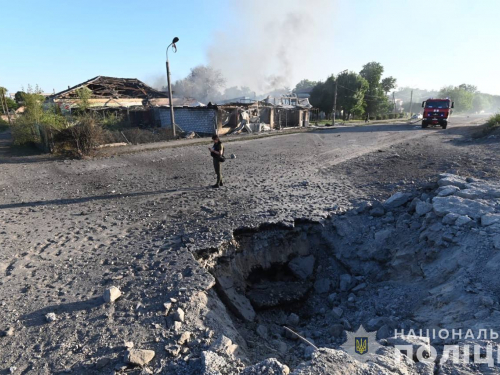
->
1;0;499;97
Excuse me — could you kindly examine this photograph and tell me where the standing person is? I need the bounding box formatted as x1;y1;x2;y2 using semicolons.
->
365;113;370;123
208;134;224;188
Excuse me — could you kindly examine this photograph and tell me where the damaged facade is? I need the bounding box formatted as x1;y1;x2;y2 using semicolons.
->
154;95;313;136
48;76;313;137
47;76;202;128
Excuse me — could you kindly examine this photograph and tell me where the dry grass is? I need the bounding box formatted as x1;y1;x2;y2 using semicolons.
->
471;113;500;138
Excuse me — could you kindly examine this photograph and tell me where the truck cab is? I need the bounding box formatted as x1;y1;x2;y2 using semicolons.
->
421;99;454;129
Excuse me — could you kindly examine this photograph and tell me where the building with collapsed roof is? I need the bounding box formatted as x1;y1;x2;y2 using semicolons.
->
47;76;203;127
48;76;313;137
48;76;171;110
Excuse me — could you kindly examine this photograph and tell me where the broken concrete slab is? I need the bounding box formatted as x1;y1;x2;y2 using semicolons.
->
415;201;433;216
455;215;473;227
242;358;290;375
432;196;495;219
384;192;411;209
437;186;460;197
492;235;500;250
218;282;256;322
288;255;315;280
339;274;352;292
442;212;460;225
438;175;468;189
481;214;500;227
124;349;155;367
200;350;232;374
103;286;122;303
212;335;238;356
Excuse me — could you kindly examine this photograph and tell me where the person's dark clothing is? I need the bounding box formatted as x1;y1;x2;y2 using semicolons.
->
213;158;222;186
211;141;224;186
211;142;223;158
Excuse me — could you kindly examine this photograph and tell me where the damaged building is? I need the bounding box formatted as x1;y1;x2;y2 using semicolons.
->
48;76;313;138
48;76;202;128
154;94;313;136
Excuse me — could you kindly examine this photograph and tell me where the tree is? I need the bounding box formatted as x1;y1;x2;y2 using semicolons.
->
395;87;439;102
0;87;19;114
472;94;490;113
336;71;369;119
293;79;318;93
75;87;92;110
172;65;226;103
381;77;397;95
0;87;6;114
4;97;18;113
10;84;67;145
458;84;477;93
360;62;384;89
439;85;474;113
359;62;390;115
14;91;25;104
310;76;335;115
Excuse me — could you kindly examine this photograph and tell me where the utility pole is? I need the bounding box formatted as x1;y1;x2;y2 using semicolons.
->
409;90;413;118
332;70;348;125
166;59;175;137
166;37;179;138
332;80;338;126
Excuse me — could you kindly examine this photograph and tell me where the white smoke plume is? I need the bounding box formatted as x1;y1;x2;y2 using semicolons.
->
143;74;167;91
208;0;336;93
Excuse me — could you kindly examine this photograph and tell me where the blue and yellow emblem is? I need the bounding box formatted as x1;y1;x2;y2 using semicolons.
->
355;337;368;355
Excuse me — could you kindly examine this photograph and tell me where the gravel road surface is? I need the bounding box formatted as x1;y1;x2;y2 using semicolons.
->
0;114;497;374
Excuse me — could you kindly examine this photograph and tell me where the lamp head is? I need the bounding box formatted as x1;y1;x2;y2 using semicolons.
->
172;37;179;44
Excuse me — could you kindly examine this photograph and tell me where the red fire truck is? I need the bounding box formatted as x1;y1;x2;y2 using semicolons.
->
421;98;454;129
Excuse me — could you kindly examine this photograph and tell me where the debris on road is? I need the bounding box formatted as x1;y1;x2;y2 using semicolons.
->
103;286;122;303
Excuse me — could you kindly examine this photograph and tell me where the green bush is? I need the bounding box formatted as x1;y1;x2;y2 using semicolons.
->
54;115;103;157
376;115;382;120
486;113;500;128
11;88;68;145
99;111;129;130
11;108;68;145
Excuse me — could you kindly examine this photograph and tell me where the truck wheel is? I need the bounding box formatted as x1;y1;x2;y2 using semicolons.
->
422;120;428;129
441;121;448;129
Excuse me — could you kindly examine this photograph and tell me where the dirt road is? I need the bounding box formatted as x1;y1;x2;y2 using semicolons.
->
0;114;497;374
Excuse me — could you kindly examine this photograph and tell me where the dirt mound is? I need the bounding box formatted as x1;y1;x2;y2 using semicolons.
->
192;173;500;373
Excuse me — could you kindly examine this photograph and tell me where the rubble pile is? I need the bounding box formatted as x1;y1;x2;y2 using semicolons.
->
191;173;500;374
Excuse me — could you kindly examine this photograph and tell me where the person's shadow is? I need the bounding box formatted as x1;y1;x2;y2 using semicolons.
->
22;297;104;327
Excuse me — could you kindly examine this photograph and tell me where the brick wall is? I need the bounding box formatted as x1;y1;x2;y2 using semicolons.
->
154;108;217;135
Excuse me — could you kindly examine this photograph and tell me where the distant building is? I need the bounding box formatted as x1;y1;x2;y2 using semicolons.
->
154;94;313;136
47;76;203;128
47;76;171;113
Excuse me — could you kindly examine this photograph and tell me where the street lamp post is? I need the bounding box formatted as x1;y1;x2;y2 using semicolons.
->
166;37;179;137
332;69;348;126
